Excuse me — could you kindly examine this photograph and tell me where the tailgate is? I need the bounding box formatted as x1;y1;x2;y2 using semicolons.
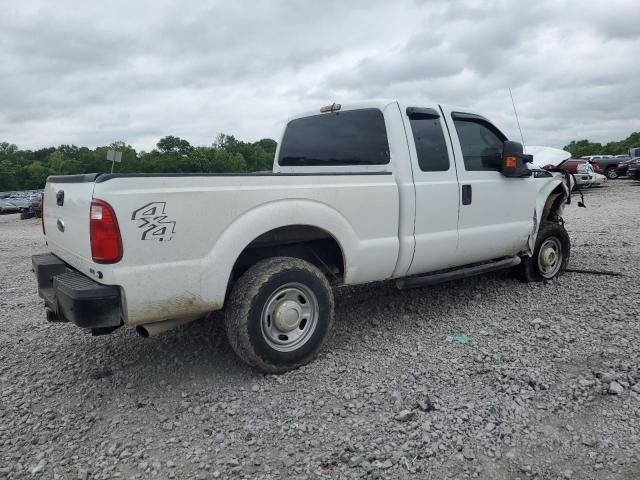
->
43;175;98;272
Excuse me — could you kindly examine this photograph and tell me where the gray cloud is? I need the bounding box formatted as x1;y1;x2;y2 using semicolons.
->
0;0;638;150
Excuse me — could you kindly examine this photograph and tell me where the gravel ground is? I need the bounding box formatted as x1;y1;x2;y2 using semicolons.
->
1;181;640;480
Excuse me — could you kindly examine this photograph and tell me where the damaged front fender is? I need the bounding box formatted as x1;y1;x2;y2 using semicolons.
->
528;173;570;252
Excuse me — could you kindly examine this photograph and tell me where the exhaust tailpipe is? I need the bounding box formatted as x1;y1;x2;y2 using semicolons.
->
46;308;67;323
136;316;198;338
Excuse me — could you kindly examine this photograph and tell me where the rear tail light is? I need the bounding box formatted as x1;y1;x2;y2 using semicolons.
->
40;195;45;235
90;199;123;263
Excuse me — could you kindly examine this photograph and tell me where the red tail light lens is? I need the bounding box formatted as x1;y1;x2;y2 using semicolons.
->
40;195;45;235
90;199;123;263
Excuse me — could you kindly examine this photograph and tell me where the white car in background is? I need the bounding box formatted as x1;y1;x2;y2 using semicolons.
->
577;161;596;188
576;162;606;188
591;172;607;187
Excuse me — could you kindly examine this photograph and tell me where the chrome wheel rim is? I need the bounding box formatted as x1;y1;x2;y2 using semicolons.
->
261;283;319;352
538;237;563;279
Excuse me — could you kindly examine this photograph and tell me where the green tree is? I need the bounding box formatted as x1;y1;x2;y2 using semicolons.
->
0;159;19;191
0;142;18;156
214;134;275;171
25;162;51;189
157;136;193;155
0;135;278;191
564;132;640;157
563;139;604;158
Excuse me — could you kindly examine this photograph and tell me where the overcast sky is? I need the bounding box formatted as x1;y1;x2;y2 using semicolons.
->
1;0;638;151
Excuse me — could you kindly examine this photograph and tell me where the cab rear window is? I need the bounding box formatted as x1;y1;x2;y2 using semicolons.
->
278;109;390;166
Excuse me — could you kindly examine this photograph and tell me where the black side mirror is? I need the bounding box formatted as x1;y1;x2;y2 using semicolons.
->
501;141;533;177
480;147;502;169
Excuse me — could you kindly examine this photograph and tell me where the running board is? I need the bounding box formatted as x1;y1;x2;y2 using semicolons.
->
396;257;521;290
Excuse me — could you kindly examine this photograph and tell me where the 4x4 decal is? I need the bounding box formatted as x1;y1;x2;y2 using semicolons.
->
131;202;176;241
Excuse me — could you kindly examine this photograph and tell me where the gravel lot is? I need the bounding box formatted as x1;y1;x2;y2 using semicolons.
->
1;181;640;480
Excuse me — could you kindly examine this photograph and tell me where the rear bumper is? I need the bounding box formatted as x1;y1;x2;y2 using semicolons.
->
32;253;122;329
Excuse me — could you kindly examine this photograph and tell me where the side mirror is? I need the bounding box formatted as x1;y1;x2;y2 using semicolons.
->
480;147;502;169
501;141;533;177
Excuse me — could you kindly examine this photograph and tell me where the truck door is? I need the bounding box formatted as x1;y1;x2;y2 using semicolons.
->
439;106;536;264
403;106;461;275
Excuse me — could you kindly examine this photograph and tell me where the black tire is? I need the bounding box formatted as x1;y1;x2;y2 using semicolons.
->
224;257;334;373
515;222;570;282
605;166;618;180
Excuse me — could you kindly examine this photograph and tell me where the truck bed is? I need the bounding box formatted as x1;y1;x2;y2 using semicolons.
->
43;172;401;325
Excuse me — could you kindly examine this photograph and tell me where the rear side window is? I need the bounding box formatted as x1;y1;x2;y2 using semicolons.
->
454;119;505;171
409;117;449;171
278;109;390;166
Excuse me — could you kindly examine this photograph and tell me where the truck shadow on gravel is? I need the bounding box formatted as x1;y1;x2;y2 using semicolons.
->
329;270;514;347
72;315;252;391
69;269;516;391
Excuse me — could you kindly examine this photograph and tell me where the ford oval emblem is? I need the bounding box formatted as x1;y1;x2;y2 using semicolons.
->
56;218;65;232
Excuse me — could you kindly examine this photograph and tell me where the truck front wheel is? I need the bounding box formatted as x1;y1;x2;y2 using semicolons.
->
225;257;334;373
515;222;570;282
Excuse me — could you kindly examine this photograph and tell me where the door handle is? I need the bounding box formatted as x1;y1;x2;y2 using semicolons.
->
462;185;472;205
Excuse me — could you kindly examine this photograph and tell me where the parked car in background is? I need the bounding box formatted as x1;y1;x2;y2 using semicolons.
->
581;155;627;179
630;148;640;159
6;196;31;209
0;190;44;215
628;159;640;180
0;198;20;214
547;158;595;188
580;156;603;174
591;172;607;186
19;193;44;220
615;157;638;177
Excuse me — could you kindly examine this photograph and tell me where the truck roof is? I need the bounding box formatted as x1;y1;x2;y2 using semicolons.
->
287;99;397;122
287;99;483;122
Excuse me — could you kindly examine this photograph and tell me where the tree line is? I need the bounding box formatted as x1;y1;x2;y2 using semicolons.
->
1;131;639;192
563;132;640;159
0;134;277;192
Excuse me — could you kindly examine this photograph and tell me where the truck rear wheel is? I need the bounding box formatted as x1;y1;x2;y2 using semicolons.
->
224;257;334;373
515;222;570;282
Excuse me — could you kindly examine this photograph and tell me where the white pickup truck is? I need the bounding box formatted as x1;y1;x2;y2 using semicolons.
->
33;100;572;372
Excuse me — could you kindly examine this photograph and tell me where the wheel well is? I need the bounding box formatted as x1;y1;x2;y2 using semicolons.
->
230;225;345;286
541;185;567;223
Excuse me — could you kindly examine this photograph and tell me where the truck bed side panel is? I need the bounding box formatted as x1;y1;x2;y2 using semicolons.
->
92;174;399;325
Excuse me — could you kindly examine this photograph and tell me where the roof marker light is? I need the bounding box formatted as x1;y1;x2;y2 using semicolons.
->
320;103;341;113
